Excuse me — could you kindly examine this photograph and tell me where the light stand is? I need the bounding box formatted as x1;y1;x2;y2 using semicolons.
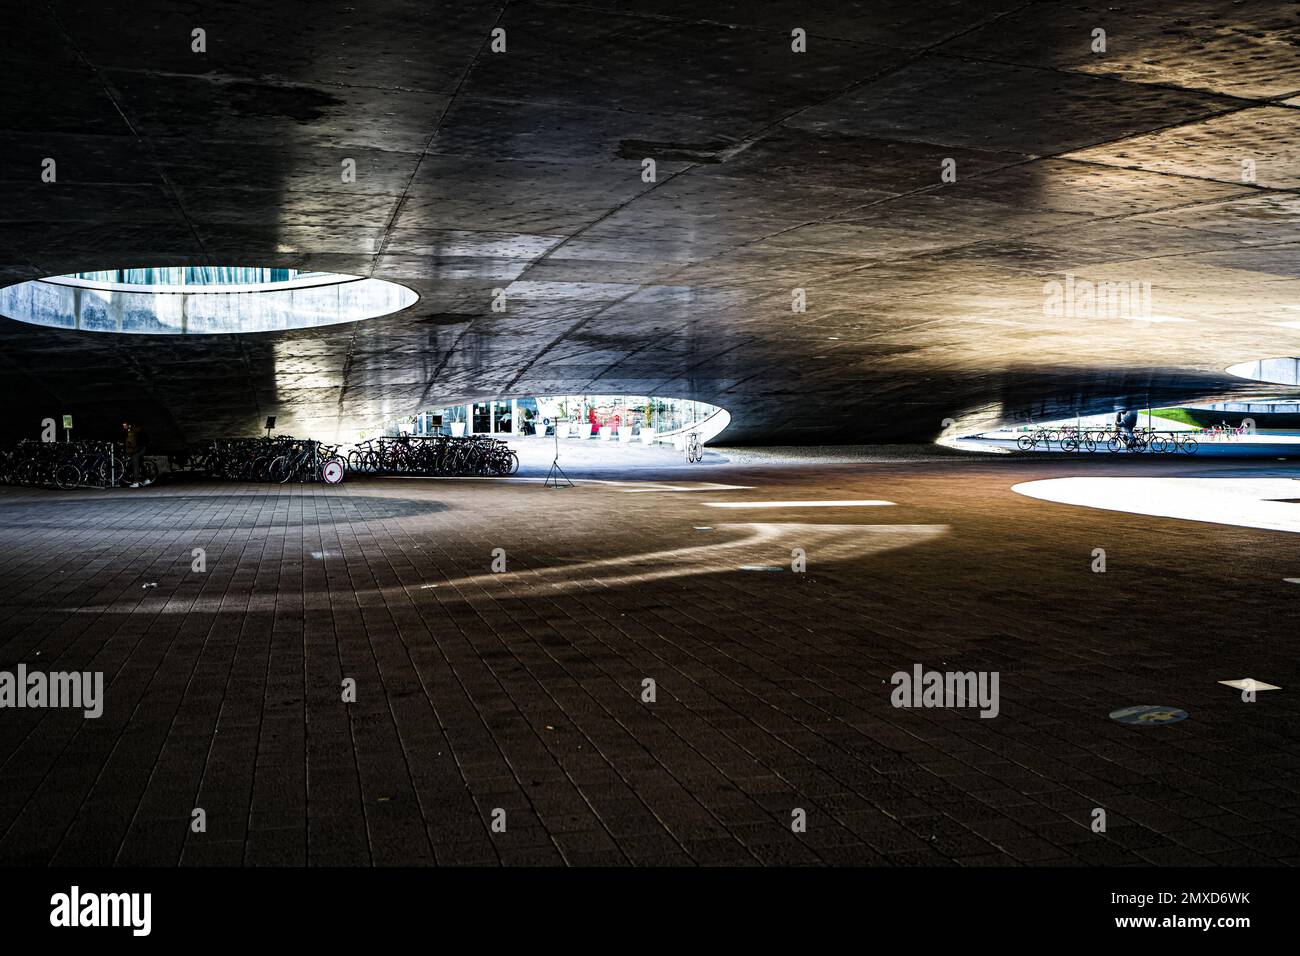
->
544;424;572;488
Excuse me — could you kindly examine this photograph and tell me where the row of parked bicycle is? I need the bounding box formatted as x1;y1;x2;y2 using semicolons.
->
190;434;520;481
0;432;528;490
1198;424;1250;441
185;436;348;484
0;440;155;489
1015;427;1199;454
347;435;520;476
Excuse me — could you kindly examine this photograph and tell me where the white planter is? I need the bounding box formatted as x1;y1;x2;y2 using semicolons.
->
450;422;467;437
620;428;636;443
578;422;593;439
641;430;657;444
599;426;612;441
555;420;570;438
534;422;547;436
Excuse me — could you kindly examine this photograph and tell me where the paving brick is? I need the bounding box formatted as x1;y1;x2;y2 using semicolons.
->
1;461;1296;867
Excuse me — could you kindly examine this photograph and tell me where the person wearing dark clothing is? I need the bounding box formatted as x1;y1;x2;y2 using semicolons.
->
1119;409;1139;447
122;421;150;488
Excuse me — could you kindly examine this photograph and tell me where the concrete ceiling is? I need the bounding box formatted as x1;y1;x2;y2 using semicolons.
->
3;0;1300;446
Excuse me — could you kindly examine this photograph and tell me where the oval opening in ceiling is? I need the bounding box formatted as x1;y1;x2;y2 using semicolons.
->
0;266;418;335
1226;357;1300;387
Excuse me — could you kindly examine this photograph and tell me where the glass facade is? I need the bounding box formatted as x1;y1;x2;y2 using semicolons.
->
380;394;723;442
491;400;512;433
67;267;319;288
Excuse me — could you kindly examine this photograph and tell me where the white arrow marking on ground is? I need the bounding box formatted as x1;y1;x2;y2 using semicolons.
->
594;481;754;493
702;500;895;508
419;522;947;598
45;524;947;611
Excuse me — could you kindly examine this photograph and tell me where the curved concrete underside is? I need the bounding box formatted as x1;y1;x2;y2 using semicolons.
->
2;1;1300;446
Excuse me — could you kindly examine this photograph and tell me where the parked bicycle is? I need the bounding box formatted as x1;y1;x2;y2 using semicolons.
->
1107;429;1197;454
347;435;519;477
194;435;347;483
1015;425;1197;455
685;431;703;463
1199;424;1244;442
1016;427;1057;451
1056;428;1097;453
0;439;143;489
270;438;346;484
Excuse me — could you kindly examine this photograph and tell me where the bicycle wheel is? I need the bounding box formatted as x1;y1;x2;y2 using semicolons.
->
320;458;345;484
1106;437;1122;453
1017;435;1035;451
54;463;81;490
1181;438;1198;455
1081;438;1096;453
1060;437;1079;452
1148;436;1167;454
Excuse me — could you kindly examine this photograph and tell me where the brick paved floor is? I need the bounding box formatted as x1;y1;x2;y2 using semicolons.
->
1;453;1298;866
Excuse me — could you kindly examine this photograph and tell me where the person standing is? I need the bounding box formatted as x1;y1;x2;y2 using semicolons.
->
122;421;151;488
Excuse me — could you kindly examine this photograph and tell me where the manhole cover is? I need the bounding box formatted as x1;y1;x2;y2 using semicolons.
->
1109;705;1189;725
